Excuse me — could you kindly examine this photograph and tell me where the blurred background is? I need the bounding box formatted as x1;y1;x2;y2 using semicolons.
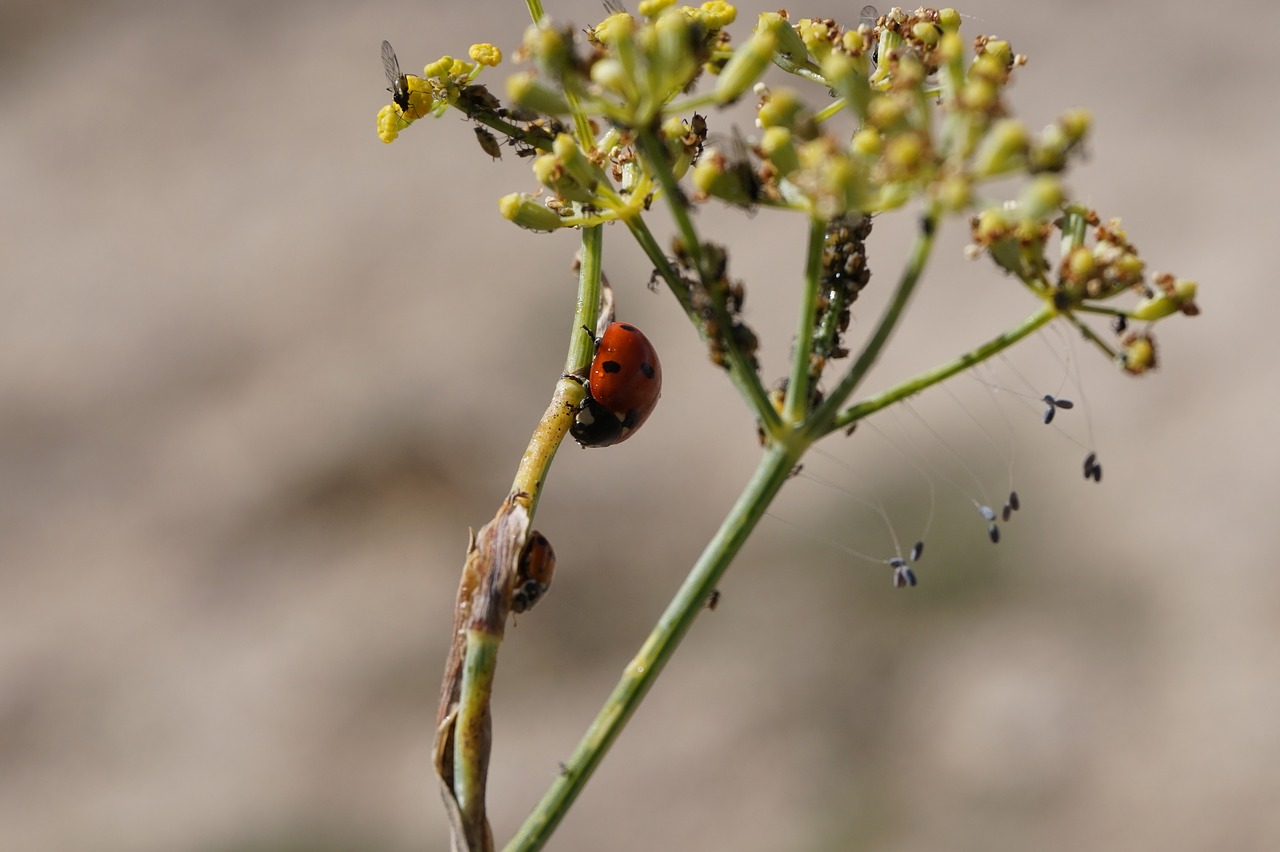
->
2;0;1275;850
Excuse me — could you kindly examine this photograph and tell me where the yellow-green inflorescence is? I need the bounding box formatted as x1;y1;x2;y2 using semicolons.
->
378;5;1198;369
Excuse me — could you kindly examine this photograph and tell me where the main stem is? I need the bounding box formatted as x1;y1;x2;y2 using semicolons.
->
505;440;803;851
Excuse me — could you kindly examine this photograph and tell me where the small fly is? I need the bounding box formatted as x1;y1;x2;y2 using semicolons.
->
381;40;412;112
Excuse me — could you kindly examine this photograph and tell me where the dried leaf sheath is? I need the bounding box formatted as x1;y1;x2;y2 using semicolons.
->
434;497;531;852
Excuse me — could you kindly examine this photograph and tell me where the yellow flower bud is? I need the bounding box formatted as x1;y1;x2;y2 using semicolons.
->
468;44;502;67
698;1;737;29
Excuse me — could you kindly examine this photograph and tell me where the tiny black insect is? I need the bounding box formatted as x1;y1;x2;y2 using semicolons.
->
382;40;412;112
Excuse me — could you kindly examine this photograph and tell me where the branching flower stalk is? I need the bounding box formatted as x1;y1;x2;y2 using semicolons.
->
377;4;1201;850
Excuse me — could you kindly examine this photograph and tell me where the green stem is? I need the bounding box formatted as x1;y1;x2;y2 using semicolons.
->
524;0;544;25
830;301;1058;432
624;216;695;318
633;130;779;433
504;441;802;851
783;216;827;424
453;630;500;838
510;227;602;516
805;206;938;440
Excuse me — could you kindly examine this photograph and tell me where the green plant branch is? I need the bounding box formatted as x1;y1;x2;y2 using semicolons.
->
830;300;1059;432
633;129;780;433
804;205;940;441
509;226;603;515
505;440;802;852
783;215;828;424
624;216;694;317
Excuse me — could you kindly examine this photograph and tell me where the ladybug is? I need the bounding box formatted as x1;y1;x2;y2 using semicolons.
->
512;530;555;614
570;322;663;448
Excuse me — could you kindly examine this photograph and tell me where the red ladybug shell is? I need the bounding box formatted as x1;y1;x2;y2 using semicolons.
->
570;322;662;448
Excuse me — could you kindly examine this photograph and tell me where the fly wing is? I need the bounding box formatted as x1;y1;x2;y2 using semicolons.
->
381;40;402;87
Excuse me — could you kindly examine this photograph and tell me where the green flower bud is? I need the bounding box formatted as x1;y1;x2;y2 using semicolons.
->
499;193;565;231
590;58;638;101
757;88;803;130
715;28;776;104
759;12;810;66
760;126;800;177
1019;174;1065;221
553;133;602;193
534;152;597;204
935;174;971;212
822;51;872;118
1060;108;1092;143
507;72;571;115
524;24;574;79
911;22;940;46
651;10;700;95
973;118;1028;176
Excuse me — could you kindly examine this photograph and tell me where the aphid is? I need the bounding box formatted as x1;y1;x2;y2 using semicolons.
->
474;126;503;160
571;322;663;448
706;589;721;611
978;504;997;522
512;531;556;614
910;541;924;562
688;113;708;162
988;523;1000;544
381;40;413;113
1002;503;1012;522
1111;315;1128;334
1008;490;1020;511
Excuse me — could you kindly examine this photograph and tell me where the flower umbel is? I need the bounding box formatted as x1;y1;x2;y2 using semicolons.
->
380;6;1204;850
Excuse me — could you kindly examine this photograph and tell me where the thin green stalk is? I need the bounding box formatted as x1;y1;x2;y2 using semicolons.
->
624;215;695;318
505;441;802;852
524;0;544;25
783;216;828;425
805;206;939;440
633;130;779;432
453;631;500;834
510;226;603;515
830;301;1058;432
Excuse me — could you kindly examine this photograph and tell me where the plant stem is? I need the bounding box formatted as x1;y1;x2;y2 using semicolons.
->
805;206;939;440
829;301;1058;432
783;216;828;424
633;130;779;433
504;441;802;851
510;226;602;515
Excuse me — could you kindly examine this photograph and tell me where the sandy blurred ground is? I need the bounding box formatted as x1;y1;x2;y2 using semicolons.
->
1;0;1277;850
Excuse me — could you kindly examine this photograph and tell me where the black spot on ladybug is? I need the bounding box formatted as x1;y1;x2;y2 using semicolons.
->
601;360;622;374
640;362;655;379
619;323;639;333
